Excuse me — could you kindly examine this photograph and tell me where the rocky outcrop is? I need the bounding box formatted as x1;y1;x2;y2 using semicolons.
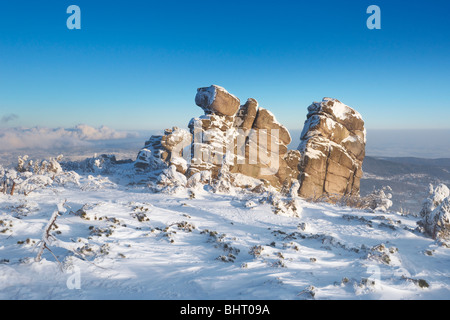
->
186;85;242;179
187;113;236;178
186;85;297;189
231;98;299;189
134;87;365;201
135;127;191;174
297;98;366;199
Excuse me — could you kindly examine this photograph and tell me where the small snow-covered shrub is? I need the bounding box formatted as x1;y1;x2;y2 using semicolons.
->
8;199;40;217
19;175;54;196
17;154;64;175
0;165;19;196
63;154;126;175
258;187;302;217
1;155;80;196
418;184;450;240
81;175;116;191
365;186;393;212
319;186;393;211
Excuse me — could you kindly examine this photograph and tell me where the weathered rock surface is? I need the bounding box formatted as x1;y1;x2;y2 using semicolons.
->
195;85;241;116
297;98;366;199
189;90;298;189
187;114;237;178
231;100;298;189
135;87;365;201
135;127;191;174
234;98;258;131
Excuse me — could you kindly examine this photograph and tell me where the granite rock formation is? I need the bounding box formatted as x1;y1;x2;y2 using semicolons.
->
135;126;191;174
297;98;366;199
134;87;366;200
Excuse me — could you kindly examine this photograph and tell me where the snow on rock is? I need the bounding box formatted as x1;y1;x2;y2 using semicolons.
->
321;98;363;123
135;86;301;194
133;88;366;205
229;172;263;190
195;85;216;109
195;85;241;116
187;113;237;178
135;127;192;174
297;98;366;200
186;170;212;189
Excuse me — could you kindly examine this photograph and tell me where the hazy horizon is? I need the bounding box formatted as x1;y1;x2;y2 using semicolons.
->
1;127;450;167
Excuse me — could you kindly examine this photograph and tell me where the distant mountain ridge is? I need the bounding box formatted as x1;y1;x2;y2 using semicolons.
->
363;156;450;180
361;156;450;214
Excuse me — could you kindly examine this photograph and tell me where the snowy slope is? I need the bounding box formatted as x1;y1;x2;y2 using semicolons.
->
1;163;449;301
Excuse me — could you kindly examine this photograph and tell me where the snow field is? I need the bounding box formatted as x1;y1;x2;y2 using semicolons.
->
0;173;449;300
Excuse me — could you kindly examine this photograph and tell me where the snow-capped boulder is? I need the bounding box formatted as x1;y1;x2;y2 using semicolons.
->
297;98;366;199
135;127;191;174
195;85;241;116
418;184;450;240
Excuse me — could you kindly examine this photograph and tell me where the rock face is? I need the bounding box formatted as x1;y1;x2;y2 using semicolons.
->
187;114;236;178
234;98;258;131
188;94;298;189
297;98;366;199
135;127;191;174
230;99;299;189
134;87;365;201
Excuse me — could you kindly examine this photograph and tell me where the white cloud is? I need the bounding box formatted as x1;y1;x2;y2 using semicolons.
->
0;125;139;151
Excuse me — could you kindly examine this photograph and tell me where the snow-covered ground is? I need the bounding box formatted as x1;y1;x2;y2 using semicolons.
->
0;160;449;300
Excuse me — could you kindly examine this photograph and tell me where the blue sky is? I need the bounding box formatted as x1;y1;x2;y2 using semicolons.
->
0;0;449;131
